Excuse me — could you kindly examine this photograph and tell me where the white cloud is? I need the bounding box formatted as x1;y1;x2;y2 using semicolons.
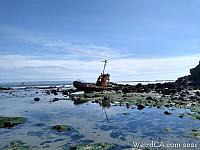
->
0;25;130;59
42;40;127;59
0;54;199;82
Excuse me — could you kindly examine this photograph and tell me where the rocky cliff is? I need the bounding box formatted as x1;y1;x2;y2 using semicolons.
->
176;61;200;87
190;61;200;80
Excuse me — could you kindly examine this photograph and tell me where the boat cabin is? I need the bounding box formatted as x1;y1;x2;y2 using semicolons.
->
96;73;110;87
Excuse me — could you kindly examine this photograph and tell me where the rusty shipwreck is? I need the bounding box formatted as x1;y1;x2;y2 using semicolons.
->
73;60;116;92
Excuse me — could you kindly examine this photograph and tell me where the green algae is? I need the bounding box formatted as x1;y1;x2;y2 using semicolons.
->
3;141;31;150
122;112;130;115
187;113;200;120
73;91;200;120
191;130;200;139
0;116;26;128
164;127;172;133
52;125;71;132
178;113;185;118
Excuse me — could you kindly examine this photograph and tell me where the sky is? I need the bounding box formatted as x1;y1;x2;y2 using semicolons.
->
0;0;200;83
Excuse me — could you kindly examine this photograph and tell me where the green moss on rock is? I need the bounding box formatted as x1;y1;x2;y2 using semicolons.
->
0;116;26;128
3;141;31;150
192;130;200;139
164;127;172;133
52;125;71;132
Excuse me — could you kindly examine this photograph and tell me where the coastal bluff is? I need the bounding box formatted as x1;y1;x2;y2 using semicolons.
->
190;61;200;80
176;61;200;87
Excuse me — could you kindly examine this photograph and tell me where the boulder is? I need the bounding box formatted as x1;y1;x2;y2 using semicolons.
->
33;97;40;102
137;104;145;110
146;96;153;100
50;89;58;95
164;111;172;115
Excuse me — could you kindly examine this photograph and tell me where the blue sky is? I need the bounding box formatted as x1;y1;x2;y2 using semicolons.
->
0;0;200;82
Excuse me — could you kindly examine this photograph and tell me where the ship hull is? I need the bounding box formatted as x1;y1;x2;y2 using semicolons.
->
73;81;114;92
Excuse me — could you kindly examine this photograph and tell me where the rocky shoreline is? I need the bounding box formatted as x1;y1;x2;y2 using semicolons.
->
67;61;200;121
1;62;200;123
0;61;200;150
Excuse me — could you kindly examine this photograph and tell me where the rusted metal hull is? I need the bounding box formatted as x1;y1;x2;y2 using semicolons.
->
73;81;114;92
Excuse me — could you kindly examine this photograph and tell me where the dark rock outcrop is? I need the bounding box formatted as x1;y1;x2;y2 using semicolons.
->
33;97;40;102
164;111;172;115
176;61;200;87
190;61;200;80
137;104;145;110
0;87;11;90
50;89;58;95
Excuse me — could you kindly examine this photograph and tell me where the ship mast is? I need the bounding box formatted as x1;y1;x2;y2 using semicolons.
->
102;60;108;74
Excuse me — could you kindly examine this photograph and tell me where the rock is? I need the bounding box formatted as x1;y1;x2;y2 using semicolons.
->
126;102;130;108
137;104;145;110
51;125;71;132
0;116;26;128
71;95;88;105
176;76;190;87
196;91;200;96
164;127;172;133
157;106;161;109
116;90;123;94
190;61;200;80
176;61;200;87
164;111;172;115
122;112;130;115
164;104;170;108
52;98;59;102
179;113;185;118
135;83;146;93
45;90;50;95
103;96;109;100
62;90;69;95
146;96;153;100
0;87;11;90
189;114;200;120
100;97;111;108
75;98;88;104
135;83;143;88
192;129;200;139
62;89;78;95
3;141;31;150
50;89;58;95
33;97;40;102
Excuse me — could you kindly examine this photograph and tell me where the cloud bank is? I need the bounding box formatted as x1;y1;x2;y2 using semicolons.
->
0;54;199;83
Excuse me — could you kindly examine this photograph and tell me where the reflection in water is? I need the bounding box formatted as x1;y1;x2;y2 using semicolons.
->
0;88;200;150
99;97;111;123
102;107;110;123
